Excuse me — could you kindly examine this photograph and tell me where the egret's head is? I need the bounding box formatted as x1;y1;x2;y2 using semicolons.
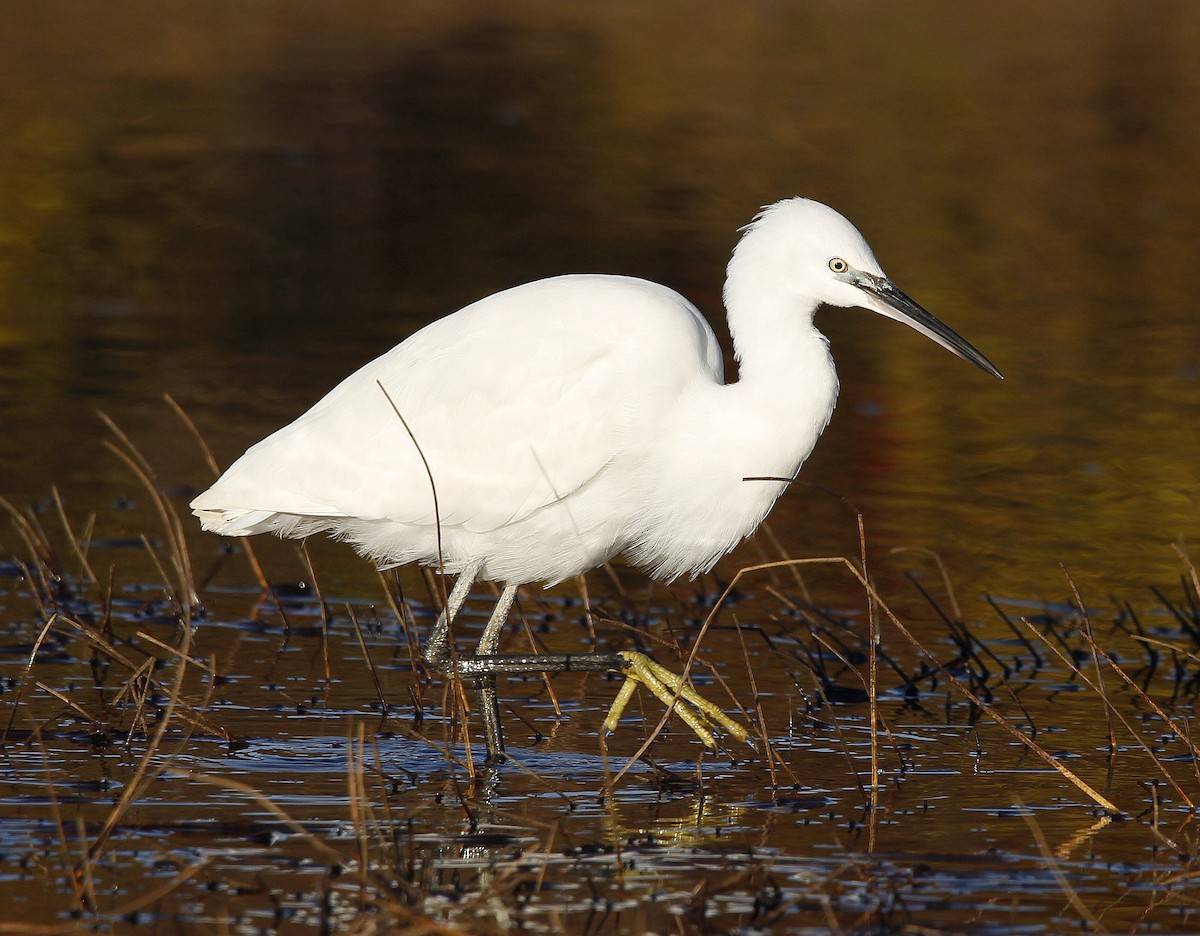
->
730;197;1002;379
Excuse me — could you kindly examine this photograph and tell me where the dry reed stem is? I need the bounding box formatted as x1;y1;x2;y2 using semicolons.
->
856;511;882;832
3;613;62;743
379;570;417;647
760;519;812;598
348;604;389;712
298;542;334;683
33;682;102;729
134;630;218;677
510;592;565;721
136;532;184;609
0;497;59;612
730;614;798;787
574;573;599;644
75;426;211;864
99;414;198;609
117;657;160;741
1140;781;1187;854
50;487;97;586
1022;619;1200;806
804;629;880;799
378;382;446;596
889;546;962;621
1130;634;1200;666
1173;543;1200;610
174;393;273;590
84;602;200;868
1062;565;1118;768
348;725;371;910
14;603;225;743
71;815;97;913
163;393;218;476
600;560;631;604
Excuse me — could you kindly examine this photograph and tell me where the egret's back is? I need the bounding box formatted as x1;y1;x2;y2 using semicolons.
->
192;274;723;582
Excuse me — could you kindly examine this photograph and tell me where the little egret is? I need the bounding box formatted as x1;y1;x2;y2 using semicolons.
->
192;197;1002;762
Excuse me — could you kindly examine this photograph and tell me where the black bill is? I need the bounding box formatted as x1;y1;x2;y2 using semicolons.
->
854;271;1003;380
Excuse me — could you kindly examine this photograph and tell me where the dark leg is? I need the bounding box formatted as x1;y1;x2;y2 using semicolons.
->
474;584;518;763
422;562;482;754
422;561;482;670
421;568;522;762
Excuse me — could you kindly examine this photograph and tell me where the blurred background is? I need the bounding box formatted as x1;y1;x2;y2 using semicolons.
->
0;0;1197;608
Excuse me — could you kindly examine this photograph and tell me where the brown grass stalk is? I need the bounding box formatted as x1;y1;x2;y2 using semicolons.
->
1020;618;1193;809
348;604;389;713
50;486;97;586
730;613;798;787
99;418;198;609
3;613;62;743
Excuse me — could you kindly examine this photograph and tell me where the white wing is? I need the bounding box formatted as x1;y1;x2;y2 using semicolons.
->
192;275;722;540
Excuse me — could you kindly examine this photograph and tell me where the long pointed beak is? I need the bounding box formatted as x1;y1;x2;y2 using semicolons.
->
854;272;1003;380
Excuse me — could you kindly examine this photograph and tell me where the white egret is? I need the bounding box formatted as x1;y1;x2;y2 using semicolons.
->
192;197;1001;762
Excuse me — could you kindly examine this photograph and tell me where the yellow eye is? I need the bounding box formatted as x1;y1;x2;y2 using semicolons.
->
828;257;849;274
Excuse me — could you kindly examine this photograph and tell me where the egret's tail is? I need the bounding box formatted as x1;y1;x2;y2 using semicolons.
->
190;503;282;537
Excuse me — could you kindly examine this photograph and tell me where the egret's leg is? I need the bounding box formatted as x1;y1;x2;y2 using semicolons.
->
421;561;490;758
477;584;518;656
422;560;482;669
421;568;748;755
474;584;518;764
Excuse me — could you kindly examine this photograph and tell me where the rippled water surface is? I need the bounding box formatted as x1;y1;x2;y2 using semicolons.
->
1;2;1199;932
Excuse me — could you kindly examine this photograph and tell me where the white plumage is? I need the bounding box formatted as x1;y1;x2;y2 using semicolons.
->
193;198;1000;588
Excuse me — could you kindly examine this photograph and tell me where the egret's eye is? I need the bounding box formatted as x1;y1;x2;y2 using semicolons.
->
828;257;850;274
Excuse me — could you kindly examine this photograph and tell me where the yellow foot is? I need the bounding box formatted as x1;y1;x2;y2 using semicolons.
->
603;651;751;748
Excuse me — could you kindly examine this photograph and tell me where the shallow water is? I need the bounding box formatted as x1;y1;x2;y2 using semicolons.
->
1;2;1200;932
2;545;1199;932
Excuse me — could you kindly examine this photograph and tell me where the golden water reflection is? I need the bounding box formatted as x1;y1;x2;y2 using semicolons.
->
3;2;1197;613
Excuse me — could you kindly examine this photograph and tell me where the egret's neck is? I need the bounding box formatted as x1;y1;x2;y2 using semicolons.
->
726;276;837;399
626;280;840;581
711;272;841;499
